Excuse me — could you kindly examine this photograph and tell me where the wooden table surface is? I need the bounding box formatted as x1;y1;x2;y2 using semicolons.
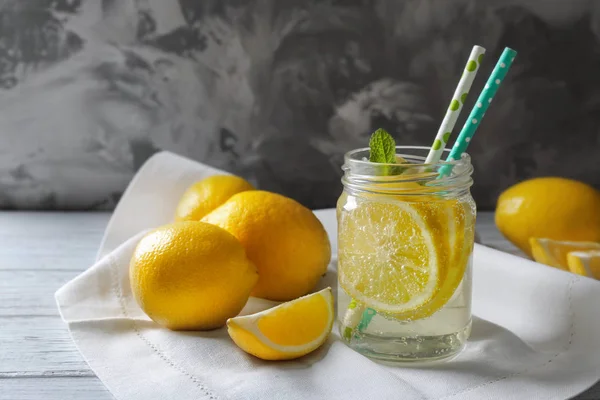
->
1;211;598;400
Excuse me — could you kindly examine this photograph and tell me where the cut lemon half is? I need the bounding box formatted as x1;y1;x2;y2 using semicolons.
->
567;250;600;279
338;200;448;314
529;238;600;270
227;288;333;360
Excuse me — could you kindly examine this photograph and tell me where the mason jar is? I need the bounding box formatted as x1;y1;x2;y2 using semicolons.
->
337;146;476;363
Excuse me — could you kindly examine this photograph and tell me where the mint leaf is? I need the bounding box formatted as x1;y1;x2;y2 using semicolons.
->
368;128;406;175
369;128;396;164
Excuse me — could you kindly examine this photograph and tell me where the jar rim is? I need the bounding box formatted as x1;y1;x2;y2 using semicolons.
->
341;145;474;196
344;145;471;169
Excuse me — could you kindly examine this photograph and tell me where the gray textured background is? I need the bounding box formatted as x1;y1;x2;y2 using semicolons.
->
1;0;599;210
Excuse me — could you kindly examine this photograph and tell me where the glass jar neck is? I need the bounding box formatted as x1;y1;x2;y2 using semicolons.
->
341;146;473;198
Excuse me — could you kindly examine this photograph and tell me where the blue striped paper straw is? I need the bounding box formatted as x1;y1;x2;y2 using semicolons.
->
439;47;517;177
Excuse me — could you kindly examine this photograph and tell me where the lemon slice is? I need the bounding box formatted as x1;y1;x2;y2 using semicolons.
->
338;200;445;314
227;288;333;360
394;199;473;319
567;250;600;279
529;238;600;270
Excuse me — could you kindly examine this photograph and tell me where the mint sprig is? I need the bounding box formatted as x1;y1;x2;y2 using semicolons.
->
369;128;404;175
369;128;396;164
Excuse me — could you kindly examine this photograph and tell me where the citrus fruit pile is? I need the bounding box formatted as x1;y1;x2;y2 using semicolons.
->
129;175;333;360
495;177;600;279
338;195;474;319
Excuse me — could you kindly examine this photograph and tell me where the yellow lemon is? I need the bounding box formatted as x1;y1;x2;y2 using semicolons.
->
130;222;258;330
175;175;254;221
529;238;600;270
496;177;600;257
227;288;333;360
202;191;331;301
567;251;600;279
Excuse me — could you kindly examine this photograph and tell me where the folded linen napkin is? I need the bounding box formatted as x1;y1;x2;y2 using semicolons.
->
56;152;600;400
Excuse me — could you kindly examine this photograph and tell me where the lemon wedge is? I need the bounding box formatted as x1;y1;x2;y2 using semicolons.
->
567;250;600;279
227;288;333;360
529;238;600;270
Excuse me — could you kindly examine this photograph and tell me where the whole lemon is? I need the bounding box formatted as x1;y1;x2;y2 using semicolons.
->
202;191;331;301
495;177;600;257
175;175;254;221
130;221;258;330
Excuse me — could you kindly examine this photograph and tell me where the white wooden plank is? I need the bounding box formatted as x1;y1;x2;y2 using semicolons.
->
0;269;86;316
0;377;114;400
0;212;109;271
0;316;90;375
0;213;108;383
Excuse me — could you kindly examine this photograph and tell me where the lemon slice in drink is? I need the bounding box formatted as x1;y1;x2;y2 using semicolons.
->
227;288;333;360
338;200;447;314
395;199;473;319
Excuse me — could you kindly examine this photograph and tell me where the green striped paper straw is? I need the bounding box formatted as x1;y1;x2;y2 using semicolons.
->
350;46;487;337
425;45;486;164
439;47;517;177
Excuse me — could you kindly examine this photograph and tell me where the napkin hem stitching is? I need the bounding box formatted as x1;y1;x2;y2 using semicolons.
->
110;254;222;400
438;275;578;400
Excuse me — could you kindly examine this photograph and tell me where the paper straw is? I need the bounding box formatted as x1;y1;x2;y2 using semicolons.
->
439;47;517;177
425;45;486;164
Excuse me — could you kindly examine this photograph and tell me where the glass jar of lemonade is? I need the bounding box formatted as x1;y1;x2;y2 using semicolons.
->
337;146;476;363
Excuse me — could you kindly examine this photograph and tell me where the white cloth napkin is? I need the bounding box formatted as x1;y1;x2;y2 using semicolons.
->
56;152;600;400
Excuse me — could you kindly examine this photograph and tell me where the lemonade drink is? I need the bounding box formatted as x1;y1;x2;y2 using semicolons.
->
337;146;476;363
